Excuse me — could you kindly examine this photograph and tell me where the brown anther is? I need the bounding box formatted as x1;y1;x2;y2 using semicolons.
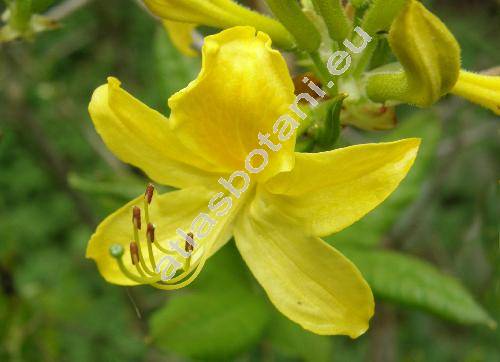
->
145;183;154;204
344;3;355;21
293;72;324;100
132;206;141;230
130;242;139;265
185;232;194;252
146;223;155;243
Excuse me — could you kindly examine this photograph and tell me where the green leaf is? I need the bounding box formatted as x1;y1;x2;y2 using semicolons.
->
31;0;54;13
327;111;441;246
339;246;496;327
267;311;333;362
153;25;200;112
149;244;272;359
150;289;271;359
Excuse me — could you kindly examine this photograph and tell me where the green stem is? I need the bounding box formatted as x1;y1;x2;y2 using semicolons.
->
9;0;32;32
351;38;378;77
133;226;156;276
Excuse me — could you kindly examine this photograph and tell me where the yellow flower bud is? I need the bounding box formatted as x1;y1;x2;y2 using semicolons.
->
451;70;500;116
366;0;461;107
145;0;294;49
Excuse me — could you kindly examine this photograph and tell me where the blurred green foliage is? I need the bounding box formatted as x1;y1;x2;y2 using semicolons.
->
0;0;499;361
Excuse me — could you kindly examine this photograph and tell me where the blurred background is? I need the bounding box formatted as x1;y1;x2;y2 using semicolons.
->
0;0;499;361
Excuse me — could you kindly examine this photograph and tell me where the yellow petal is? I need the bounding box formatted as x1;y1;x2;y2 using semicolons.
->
144;0;294;48
234;202;374;337
451;70;500;115
86;186;236;285
162;20;198;57
263;139;420;236
88;77;219;188
168;26;296;180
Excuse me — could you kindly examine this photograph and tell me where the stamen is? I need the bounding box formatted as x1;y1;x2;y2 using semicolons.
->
109;242;190;286
129;242;139;265
146;223;155;243
148;223;176;255
109;243;147;284
132;206;141;230
183;232;194;272
131;206;156;276
185;232;195;253
108;238;203;288
151;248;208;290
145;183;154;204
134;259;149;278
145;223;157;270
109;185;209;289
144;183;154;224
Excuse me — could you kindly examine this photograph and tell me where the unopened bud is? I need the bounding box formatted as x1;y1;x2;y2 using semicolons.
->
132;206;141;230
130;242;139;265
145;183;154;204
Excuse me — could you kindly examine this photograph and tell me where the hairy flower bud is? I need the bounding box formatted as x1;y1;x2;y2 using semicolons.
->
144;0;294;49
451;70;500;115
366;0;460;107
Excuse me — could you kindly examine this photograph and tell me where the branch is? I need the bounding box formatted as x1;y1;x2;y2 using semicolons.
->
45;0;93;21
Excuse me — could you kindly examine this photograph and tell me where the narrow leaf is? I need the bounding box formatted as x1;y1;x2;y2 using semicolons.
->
339;246;496;327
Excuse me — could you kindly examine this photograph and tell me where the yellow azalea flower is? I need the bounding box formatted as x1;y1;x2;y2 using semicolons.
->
144;0;294;48
162;20;198;57
451;70;500;116
87;26;420;337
